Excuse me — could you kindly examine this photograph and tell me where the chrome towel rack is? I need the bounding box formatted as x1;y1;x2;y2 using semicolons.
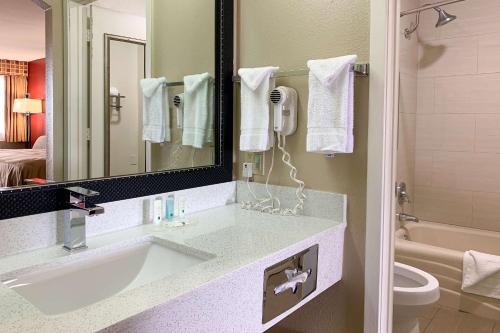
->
232;63;369;82
159;63;369;88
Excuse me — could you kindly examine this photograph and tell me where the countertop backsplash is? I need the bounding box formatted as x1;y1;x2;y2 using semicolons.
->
0;181;347;258
0;182;237;258
236;181;347;222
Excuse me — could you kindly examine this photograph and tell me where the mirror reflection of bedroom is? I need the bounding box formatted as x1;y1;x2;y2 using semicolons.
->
0;0;47;189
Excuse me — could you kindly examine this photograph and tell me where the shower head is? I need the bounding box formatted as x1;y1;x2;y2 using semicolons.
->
434;7;457;27
400;0;464;39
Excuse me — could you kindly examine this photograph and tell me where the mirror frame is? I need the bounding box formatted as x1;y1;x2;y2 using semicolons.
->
0;0;233;220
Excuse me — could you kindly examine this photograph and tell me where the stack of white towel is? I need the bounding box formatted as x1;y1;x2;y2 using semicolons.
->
140;77;170;143
462;250;500;299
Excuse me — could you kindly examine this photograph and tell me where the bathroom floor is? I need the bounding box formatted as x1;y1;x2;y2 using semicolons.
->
419;305;500;333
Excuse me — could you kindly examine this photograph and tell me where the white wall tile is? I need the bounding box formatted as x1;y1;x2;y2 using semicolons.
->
475;115;500;153
411;0;500;229
417;77;435;114
418;37;478;78
399;73;418;114
473;192;500;232
414;150;433;187
416;114;475;152
414;186;473;226
435;74;500;114
478;33;500;74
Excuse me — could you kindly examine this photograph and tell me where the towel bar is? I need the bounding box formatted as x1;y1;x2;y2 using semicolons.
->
232;63;369;82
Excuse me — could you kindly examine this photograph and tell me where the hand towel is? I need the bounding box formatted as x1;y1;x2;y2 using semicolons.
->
238;66;279;152
462;250;500;299
182;73;213;149
140;77;170;143
307;55;357;155
205;83;215;145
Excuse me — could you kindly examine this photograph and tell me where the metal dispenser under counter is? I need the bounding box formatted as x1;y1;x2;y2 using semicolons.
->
262;245;319;323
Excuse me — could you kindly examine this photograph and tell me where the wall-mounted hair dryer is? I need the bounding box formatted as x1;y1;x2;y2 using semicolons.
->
270;86;298;136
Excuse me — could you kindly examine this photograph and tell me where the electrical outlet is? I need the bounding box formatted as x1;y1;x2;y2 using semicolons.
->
243;163;254;178
245;152;265;176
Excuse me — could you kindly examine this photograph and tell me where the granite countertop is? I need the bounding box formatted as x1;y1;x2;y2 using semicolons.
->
0;204;345;333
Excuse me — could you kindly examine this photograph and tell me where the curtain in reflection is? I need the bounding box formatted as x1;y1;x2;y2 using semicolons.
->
5;75;27;142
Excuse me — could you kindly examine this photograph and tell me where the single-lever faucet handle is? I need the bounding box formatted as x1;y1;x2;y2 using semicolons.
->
65;187;99;203
396;182;411;205
274;268;312;295
64;187;104;216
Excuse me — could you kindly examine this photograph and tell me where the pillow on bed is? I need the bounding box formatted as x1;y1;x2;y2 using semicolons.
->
32;135;47;150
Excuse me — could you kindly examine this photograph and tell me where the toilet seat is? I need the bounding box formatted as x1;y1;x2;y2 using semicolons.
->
394;262;440;306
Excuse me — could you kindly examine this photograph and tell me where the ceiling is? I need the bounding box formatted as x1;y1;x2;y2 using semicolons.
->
0;0;46;62
94;0;146;18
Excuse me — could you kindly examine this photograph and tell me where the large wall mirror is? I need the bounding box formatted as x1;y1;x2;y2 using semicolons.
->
66;0;216;181
0;0;233;219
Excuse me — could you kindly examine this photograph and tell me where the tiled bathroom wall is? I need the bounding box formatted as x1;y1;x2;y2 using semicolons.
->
397;0;420;215
411;0;500;232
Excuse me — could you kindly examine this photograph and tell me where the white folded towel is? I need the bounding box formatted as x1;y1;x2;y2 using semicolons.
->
462;250;500;299
238;66;279;152
182;73;213;149
307;55;357;155
140;77;170;143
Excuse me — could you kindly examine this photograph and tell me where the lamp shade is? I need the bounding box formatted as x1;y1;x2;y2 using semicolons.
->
13;98;43;114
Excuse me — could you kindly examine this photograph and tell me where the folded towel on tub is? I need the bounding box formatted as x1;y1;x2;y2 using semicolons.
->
462;250;500;299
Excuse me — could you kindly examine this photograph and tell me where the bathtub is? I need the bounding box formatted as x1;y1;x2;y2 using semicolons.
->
395;221;500;321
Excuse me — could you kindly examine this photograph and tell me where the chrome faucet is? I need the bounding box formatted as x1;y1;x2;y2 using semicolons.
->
63;187;104;252
396;182;411;206
397;213;419;223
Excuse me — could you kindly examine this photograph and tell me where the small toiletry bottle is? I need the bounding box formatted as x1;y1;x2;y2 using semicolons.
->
165;194;175;221
153;197;163;225
178;197;187;219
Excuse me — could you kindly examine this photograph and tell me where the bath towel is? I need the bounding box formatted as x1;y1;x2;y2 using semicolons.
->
306;55;357;155
462;250;500;299
140;77;170;143
238;66;279;152
182;73;213;149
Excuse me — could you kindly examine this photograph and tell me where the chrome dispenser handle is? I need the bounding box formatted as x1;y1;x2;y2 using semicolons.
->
274;268;312;295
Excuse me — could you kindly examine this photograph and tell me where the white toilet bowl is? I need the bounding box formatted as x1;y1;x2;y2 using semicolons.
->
393;262;440;333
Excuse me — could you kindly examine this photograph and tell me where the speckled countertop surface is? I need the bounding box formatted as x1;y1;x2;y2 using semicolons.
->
0;204;345;333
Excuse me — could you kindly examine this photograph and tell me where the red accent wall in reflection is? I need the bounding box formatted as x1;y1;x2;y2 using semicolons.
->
28;58;46;146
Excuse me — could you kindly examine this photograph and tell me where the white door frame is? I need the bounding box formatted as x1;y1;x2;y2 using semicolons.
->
364;0;400;332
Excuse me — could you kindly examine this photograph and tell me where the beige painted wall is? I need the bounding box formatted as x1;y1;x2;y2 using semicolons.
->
150;0;215;171
234;1;370;332
400;0;500;233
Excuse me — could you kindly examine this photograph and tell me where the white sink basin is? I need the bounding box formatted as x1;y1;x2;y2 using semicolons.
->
1;238;213;315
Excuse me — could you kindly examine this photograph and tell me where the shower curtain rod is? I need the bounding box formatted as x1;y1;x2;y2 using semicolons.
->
400;0;465;17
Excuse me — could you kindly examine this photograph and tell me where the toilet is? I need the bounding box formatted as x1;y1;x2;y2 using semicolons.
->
393;262;440;333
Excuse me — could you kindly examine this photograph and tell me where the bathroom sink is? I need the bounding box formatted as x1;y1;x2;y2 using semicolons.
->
1;238;212;315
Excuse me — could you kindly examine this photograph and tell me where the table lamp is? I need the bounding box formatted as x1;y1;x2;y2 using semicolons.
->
13;95;43;148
